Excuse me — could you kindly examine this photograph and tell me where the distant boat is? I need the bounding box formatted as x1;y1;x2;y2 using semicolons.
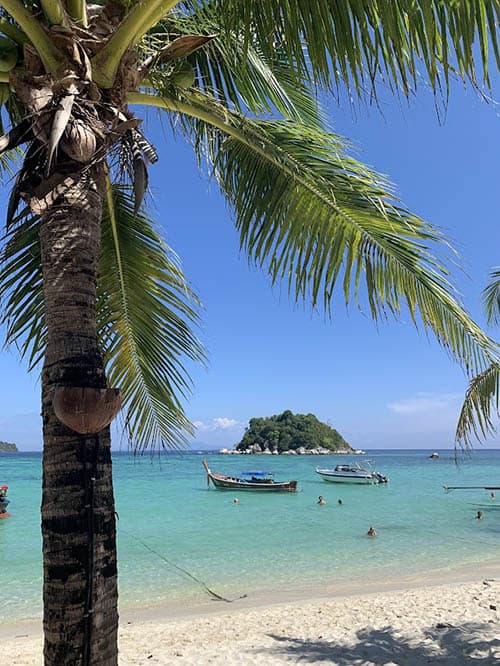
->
202;460;298;492
429;452;439;459
0;485;10;518
316;463;388;485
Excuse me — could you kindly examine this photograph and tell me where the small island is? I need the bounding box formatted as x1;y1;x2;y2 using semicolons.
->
0;440;18;452
231;410;355;455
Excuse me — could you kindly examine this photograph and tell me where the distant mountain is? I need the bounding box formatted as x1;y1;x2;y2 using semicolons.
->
189;441;218;451
0;441;18;452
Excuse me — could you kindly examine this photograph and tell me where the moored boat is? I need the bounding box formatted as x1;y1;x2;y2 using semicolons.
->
203;460;298;492
0;484;11;518
316;463;388;485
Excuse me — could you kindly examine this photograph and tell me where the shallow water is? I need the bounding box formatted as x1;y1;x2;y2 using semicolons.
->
1;449;499;621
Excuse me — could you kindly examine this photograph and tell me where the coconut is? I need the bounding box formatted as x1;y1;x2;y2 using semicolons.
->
61;119;97;162
170;63;195;89
0;37;18;72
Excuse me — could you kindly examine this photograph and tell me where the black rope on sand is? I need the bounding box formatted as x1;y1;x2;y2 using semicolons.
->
120;526;247;603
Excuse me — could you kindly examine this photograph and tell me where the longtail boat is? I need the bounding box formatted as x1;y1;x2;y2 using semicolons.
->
0;485;10;518
202;459;298;492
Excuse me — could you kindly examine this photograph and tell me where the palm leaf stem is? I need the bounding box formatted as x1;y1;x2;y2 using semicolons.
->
0;0;64;74
128;91;320;189
39;0;68;27
92;0;183;87
0;17;27;44
67;0;87;26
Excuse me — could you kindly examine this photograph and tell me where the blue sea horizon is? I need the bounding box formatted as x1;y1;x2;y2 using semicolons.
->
1;449;499;622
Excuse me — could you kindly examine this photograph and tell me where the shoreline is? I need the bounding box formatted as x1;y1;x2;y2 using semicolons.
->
121;559;500;623
3;577;499;665
0;564;500;644
4;560;500;638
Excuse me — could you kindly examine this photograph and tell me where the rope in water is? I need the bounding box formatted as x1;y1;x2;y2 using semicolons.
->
120;525;247;603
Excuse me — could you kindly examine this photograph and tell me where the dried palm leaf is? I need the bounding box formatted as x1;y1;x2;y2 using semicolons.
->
46;83;78;175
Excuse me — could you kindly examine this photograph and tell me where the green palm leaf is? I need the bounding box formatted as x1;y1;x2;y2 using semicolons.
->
0;150;20;176
0;183;205;451
456;362;500;446
145;4;324;127
98;181;203;449
0;211;45;369
483;268;500;326
99;180;205;450
197;0;500;98
132;90;498;379
455;268;500;446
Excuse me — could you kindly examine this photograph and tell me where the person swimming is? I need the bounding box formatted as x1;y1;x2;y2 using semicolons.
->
338;499;343;505
233;498;240;504
476;510;483;520
366;526;377;537
317;496;326;505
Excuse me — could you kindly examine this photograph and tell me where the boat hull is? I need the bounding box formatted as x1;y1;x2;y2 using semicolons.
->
209;473;298;492
0;498;10;517
202;459;298;492
316;472;378;484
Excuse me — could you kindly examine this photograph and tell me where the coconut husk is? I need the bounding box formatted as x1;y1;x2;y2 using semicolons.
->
61;118;97;162
53;387;122;434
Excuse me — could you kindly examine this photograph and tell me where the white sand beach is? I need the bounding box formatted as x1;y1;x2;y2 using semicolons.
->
3;572;499;665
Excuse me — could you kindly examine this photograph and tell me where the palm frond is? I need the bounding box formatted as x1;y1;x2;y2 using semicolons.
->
0;149;22;177
0;183;206;451
185;0;500;99
483;268;500;326
100;180;205;451
456;362;500;446
0;211;45;369
142;90;499;378
143;3;324;127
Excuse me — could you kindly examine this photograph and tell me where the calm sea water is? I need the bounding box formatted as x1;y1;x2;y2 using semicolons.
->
1;449;499;621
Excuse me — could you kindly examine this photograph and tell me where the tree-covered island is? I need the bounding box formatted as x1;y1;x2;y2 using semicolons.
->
0;441;18;452
235;410;352;454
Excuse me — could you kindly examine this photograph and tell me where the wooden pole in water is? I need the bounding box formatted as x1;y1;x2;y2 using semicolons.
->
202;459;211;488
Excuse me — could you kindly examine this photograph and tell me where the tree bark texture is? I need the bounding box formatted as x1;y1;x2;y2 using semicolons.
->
40;169;118;666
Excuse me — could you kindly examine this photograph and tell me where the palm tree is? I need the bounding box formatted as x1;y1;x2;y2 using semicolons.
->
0;1;498;664
457;269;500;445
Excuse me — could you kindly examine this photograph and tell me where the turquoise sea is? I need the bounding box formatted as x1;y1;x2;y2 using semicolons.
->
1;449;499;622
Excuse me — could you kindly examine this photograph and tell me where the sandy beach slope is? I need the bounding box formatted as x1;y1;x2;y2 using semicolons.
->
3;577;499;665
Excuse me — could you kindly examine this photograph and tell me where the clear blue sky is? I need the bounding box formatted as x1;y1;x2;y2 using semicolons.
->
1;76;499;451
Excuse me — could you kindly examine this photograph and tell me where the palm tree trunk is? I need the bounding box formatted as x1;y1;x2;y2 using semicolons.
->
40;168;118;666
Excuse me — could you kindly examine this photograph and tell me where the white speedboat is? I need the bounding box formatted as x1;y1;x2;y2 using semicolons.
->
315;463;388;485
